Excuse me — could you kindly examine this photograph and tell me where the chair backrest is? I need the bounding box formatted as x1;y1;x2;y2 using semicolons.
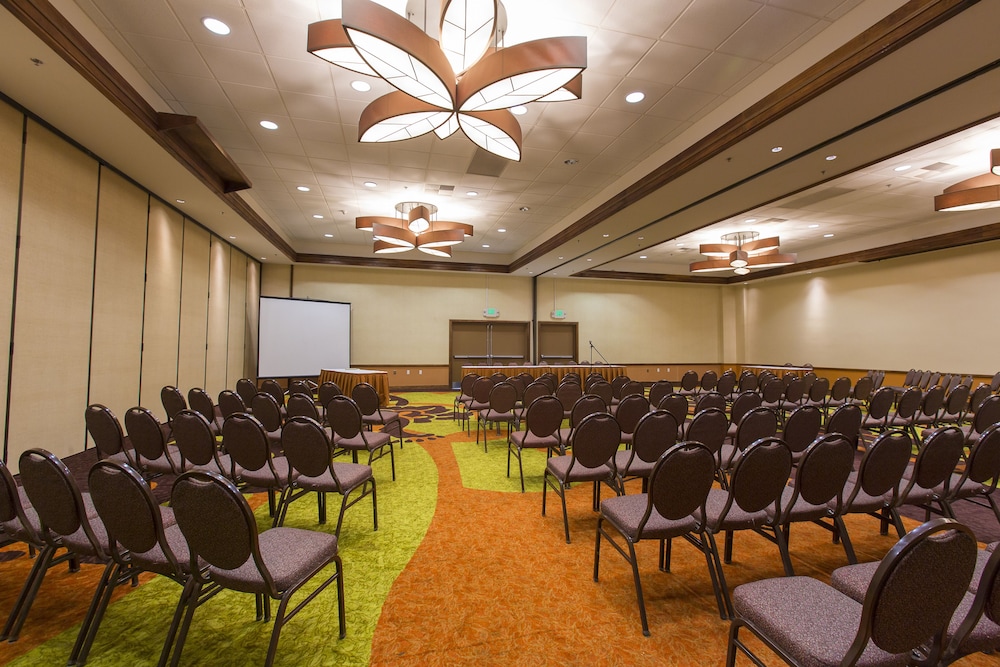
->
760;378;784;404
903;426;966;495
236;378;258;405
288;380;312;396
927;372;942;389
894;387;922;420
724;437;792;517
569;412;621;472
88;460;181;574
172;409;221;468
620;380;644;399
281;416;336;482
658;393;690;425
783;378;805;404
561;372;581;384
679;370;698;392
645;442;715;525
615;394;649;436
223;413;274;475
715;371;737;398
735;407;779;451
918;385;945;419
847;518;976;663
319;381;343;409
781;405;823;455
808;376;830;403
647;380;674;407
508;375;527;402
801;371;817;391
0;458;38;544
490;372;508;384
555;381;583;412
486;381;517;415
829;376;852;402
825;403;862;447
327;396;365;440
685;407;728;457
902;369;918;386
218;389;247;418
18;449;103;557
171;470;275;593
589;381;613;407
569;394;607;427
737;371;758;393
942;384;971;419
729;391;762;425
584;373;604;392
286;393;321;421
522;381;551;410
851;430;912;503
866;386;896;422
782;372;797;387
161;385;186;421
260;379;286;407
351;382;383;417
523;395;564;438
694;391;726;414
788;434;854;510
471;377;495;403
700;370;718;392
970;384;992;415
125;406;170;466
991;372;1000;393
187;388;217;424
852;375;874;402
85;403;130;461
610;375;630;398
537;374;557;393
250;392;283;432
917;370;933;390
631;410;679;464
974;395;1000;435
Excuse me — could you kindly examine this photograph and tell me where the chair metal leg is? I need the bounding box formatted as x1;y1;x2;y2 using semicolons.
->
833;516;857;564
706;531;734;619
1;543;56;641
624;539;650;636
724;530;734;564
158;577;200;667
660;538;672;572
69;561;124;666
774;525;794;577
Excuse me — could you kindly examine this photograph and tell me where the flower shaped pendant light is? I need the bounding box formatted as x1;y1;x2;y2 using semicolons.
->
307;0;587;161
357;201;474;257
689;231;797;276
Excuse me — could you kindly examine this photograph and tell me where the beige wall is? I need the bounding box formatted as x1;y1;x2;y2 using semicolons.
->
739;241;1000;374
0;98;260;467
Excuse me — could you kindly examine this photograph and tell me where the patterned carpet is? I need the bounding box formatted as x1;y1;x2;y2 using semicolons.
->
2;393;999;665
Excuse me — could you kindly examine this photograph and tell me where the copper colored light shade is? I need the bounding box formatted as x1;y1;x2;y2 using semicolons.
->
993;149;1000;176
746;253;797;269
356;216;399;232
358;92;455;143
418;245;453;257
432;220;474;237
306;19;378;75
742;236;780;253
372;222;416;248
537;73;583;102
689;259;733;273
698;243;731;257
439;0;498;73
374;240;414;254
417;228;465;248
934;172;1000;211
459;109;523;161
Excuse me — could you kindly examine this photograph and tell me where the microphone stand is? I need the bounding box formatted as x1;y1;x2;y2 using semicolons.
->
589;340;609;364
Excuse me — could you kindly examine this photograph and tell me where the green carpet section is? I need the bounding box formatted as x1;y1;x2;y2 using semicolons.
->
451;437;550;493
10;432;438;667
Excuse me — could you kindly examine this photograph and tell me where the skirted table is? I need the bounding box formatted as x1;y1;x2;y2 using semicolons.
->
460;364;627;384
319;368;391;406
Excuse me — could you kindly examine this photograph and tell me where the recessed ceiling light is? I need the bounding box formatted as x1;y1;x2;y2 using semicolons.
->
826;155;837;161
528;271;533;275
466;191;478;196
260;257;267;261
558;256;564;260
637;236;644;240
175;199;186;204
228;235;235;240
324;233;333;238
497;228;506;233
202;17;230;35
259;120;278;130
587;258;593;262
364;181;377;188
639;255;647;259
771;146;783;153
625;91;645;104
510;105;527;115
808;224;819;229
824;233;835;238
894;165;912;172
350;80;372;92
602;234;609;238
519;206;530;212
296;185;311;192
564;158;579;165
745;218;757;223
313;214;324;219
482;244;490;248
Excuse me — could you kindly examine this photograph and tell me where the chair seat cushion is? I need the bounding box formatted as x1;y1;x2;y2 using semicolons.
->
131;522;198;576
545;455;612;483
703;488;769;531
237;456;296;488
770;486;832;524
335;430;391;451
297;463;373;493
614;451;654;479
733;575;909;667
209;526;338;594
600;494;698;541
949;590;1000;656
140;445;186;475
510;430;560;450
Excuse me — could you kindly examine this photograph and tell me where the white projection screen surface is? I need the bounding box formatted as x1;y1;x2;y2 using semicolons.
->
258;297;351;377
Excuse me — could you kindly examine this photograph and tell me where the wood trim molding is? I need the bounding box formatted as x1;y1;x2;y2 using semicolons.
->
156;113;251;193
571;269;728;284
295;252;508;273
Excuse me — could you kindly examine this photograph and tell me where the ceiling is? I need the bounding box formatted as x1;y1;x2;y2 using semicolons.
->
3;0;1000;281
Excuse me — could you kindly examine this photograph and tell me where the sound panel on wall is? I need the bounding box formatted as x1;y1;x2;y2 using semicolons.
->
7;122;98;462
206;236;230;395
0;103;22;457
139;201;183;420
89;169;148;425
258;297;350;378
177;220;210;393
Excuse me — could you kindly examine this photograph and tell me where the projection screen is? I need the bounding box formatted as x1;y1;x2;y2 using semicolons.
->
258;297;351;377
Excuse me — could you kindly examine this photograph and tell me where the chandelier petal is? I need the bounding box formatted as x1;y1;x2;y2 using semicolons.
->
458;110;522;161
417;245;453;257
359;92;455;143
457;36;587;112
535;73;583;102
306;19;377;76
374;240;414;254
342;0;456;110
372;222;416;248
356;216;400;232
440;0;497;75
434;113;460;139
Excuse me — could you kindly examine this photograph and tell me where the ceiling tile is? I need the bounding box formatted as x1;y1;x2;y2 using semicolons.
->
586;29;656;76
679;52;762;95
221;82;286;114
87;0;187;40
267;56;336;96
601;0;687;39
579;107;641;136
125;35;213;77
629;40;711;85
719;6;820;62
197;44;273;87
661;0;761;48
646;86;719;121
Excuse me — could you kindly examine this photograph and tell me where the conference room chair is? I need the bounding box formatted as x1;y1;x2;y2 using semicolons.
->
609;375;630;407
614;394;649;449
860;386;896;433
124;406;186;476
537;373;558;393
476;381;517;453
218;389;247;419
940;423;1000;526
515;380;551;424
849;374;874;405
758;377;784;414
170;470;345;667
84;404;135;467
702;436;793;618
727;518;977;667
939;542;1000;663
351;383;403;450
584;372;606;392
800;370;818;392
657;392;690;432
718;406;779;482
543;412;621;544
87;460;220;667
465;376;494;436
936;383;972;428
561;371;581;385
160;385;187;431
736;370;758;394
319;381;343;426
507;374;528;413
963;394;1000;445
765;433;856;576
724;391;762;440
594;441;721;636
676;370;699;397
555;380;584;421
889;426;966;538
260;379;287;417
614;409;679;492
684;407;729;480
823;402;863;450
328;395;395;481
287;379;313;398
699;370;719;394
18;448;138;666
646;380;674;410
278;415;377;537
823;376;852;412
508;395;563;492
694;390;727;416
715;370;737;403
780;405;823;465
187;387;224;436
885;386;923;444
250;391;285;449
0;457;79;643
779;378;806;423
170;409;231;477
223;412;297;522
912;384;946;432
235;377;258;407
588;380;613;409
556;394;607;453
286;392;325;427
802;376;830;411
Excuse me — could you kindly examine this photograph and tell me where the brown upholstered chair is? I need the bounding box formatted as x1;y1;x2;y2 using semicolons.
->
614;409;679;491
170;409;231;477
684;407;729;477
217;389;247;419
84;404;135;466
658;392;691;432
718;406;779;479
860;385;895;433
646;380;674;410
250;392;284;449
187;387;224;436
125;406;186;476
676;370;699;397
781;404;823;464
727;518;977;667
614;393;649;448
223;412;297;523
170;470;345;667
823;403;863;450
476;381;517;453
595;441;721;636
508;394;563;492
235;378;258;407
888;425;966;538
555;380;584;420
352;382;403;450
556;394;606;452
940;423;1000;526
724;391;762;440
160;385;187;428
515;380;550;424
453;373;478;427
328;395;395;481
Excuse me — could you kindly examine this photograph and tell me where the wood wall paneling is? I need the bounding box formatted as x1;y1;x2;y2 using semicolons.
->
176;220;210;393
88;169;148;426
245;259;260;381
205;236;230;395
227;250;247;388
7;121;98;464
0;103;22;459
139;200;183;420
